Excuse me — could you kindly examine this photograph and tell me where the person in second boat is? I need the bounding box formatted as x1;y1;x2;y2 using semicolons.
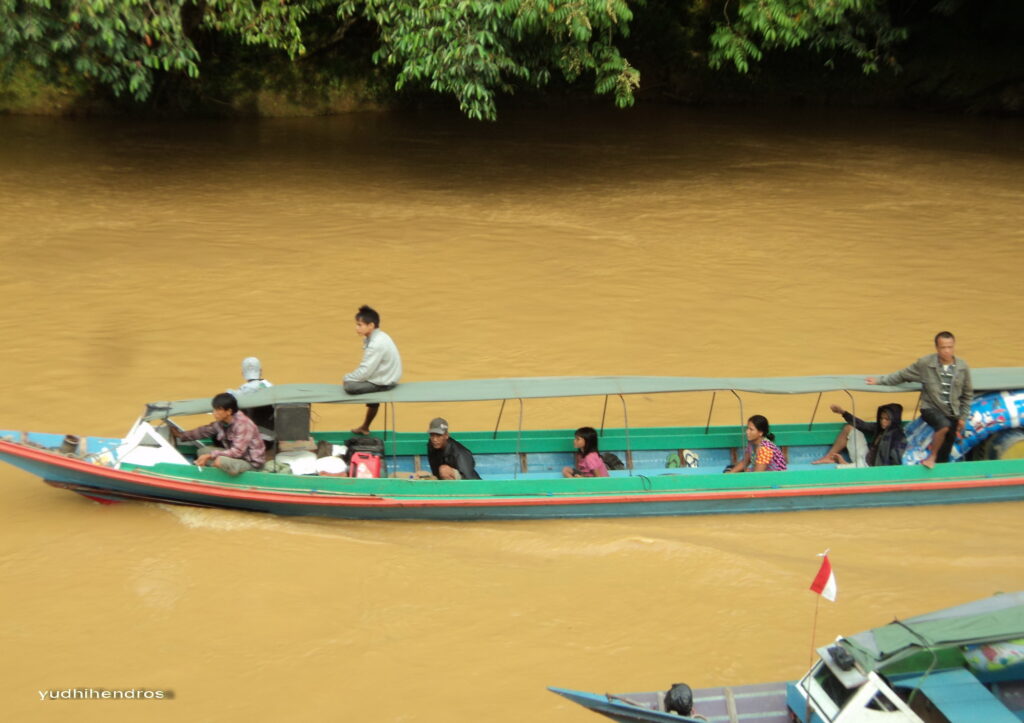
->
726;415;787;473
562;426;609;478
420;417;481;480
812;403;907;467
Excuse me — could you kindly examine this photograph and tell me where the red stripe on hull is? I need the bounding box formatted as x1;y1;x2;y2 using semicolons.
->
77;493;122;505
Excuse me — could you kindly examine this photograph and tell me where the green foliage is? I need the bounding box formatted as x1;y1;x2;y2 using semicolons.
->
708;0;908;75
338;0;639;120
0;0;916;119
0;0;327;100
1;0;638;119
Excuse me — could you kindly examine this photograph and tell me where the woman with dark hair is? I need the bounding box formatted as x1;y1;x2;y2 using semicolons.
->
726;415;787;473
562;426;610;478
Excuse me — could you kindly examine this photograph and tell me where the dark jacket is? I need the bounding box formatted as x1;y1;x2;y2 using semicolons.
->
427;437;481;480
842;403;907;467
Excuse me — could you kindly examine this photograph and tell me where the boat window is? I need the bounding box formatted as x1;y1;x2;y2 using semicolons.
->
866;691;900;712
799;665;845;721
814;665;855;709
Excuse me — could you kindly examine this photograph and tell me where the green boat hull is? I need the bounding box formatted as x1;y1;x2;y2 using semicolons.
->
2;423;1023;520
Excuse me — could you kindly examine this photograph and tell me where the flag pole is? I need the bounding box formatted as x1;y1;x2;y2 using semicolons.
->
805;593;821;723
809;593;821;668
804;548;833;722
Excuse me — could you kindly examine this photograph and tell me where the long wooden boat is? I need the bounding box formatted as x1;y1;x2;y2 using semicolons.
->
2;371;1023;520
550;590;1024;722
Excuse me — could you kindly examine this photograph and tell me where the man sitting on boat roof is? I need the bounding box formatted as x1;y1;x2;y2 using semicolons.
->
344;305;402;435
418;417;481;481
170;392;265;476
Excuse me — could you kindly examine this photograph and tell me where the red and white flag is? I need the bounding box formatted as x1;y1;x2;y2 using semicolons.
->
810;551;837;602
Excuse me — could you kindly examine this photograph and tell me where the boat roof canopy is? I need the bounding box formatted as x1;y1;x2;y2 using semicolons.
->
839;591;1024;672
142;367;1024;420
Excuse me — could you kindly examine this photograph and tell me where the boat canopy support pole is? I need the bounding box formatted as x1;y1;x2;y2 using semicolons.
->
599;395;609;436
618;394;632;471
705;391;717;434
516;398;524;477
809;392;822;430
730;390;744;454
388;402;398;476
843;390;857;423
493;399;506;440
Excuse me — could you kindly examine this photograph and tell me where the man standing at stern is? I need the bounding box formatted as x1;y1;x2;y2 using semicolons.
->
867;331;973;469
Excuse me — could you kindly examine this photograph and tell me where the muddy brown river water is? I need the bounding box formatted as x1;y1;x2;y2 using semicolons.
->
1;108;1022;722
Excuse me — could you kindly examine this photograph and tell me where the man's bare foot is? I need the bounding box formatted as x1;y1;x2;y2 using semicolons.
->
921;454;936;469
351;427;370;435
812;454;840;465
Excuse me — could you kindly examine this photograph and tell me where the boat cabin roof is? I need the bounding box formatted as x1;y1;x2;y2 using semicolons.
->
836;591;1024;673
142;368;1024;421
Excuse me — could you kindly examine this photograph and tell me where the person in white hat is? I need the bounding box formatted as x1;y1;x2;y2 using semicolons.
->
230;357;272;396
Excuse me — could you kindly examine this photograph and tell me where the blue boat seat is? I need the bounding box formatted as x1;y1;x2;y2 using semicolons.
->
895;667;1019;722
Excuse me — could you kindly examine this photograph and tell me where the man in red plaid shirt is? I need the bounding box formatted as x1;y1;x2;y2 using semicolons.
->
171;392;265;476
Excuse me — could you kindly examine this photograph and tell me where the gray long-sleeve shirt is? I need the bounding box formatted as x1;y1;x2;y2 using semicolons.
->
878;353;973;422
344;329;403;386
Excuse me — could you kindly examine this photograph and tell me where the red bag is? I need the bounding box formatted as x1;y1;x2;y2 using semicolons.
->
349;451;382;478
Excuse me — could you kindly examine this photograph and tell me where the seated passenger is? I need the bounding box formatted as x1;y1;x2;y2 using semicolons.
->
170;392;265;476
664;682;707;720
230;356;272;395
562;426;610;478
812;403;906;467
418;417;481;480
726;414;787;473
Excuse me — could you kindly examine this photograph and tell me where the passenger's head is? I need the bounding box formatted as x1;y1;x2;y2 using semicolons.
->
573;426;600;456
211;392;238;422
241;357;262;381
746;414;775;442
934;331;955;363
878;403;903;430
355;305;380;338
356;305;381;328
428;417;450;449
664;683;694;716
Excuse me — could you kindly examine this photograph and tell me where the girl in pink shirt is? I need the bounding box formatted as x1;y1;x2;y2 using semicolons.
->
562;426;610;478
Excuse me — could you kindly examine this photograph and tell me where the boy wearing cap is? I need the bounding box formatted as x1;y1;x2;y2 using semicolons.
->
344;304;402;434
422;418;481;480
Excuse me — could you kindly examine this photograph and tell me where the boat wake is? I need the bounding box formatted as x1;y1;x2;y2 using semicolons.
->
153;504;388;544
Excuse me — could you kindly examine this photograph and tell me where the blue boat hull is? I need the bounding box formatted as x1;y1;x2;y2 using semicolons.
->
549;683;790;723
